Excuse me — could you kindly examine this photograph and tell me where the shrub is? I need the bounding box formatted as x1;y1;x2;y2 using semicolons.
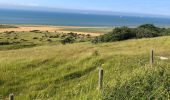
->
135;28;159;38
61;37;75;44
4;31;15;34
92;24;164;43
136;24;161;38
160;28;170;36
138;24;158;30
14;37;18;39
112;26;136;40
137;24;165;34
67;32;78;37
30;30;41;33
47;39;52;42
0;41;10;45
92;26;135;43
49;35;59;38
86;34;91;37
61;34;67;38
33;37;38;39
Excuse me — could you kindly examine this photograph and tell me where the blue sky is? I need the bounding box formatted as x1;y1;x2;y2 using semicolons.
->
0;0;170;16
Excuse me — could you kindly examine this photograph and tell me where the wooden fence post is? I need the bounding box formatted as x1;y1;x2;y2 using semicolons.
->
9;93;14;100
150;49;154;66
98;68;103;90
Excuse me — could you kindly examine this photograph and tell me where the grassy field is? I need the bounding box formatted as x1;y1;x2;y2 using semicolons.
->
0;33;169;99
0;31;92;50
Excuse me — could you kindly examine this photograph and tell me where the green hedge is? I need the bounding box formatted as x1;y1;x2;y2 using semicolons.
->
92;24;169;43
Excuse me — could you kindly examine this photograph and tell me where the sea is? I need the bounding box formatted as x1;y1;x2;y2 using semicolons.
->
0;9;170;27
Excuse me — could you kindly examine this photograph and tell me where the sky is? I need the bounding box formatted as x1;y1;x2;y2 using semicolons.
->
0;0;170;16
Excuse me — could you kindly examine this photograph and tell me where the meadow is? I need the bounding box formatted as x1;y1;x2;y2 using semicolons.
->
0;30;92;50
0;30;170;100
0;27;169;100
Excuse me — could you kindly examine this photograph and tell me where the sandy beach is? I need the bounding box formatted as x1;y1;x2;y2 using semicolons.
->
0;25;102;36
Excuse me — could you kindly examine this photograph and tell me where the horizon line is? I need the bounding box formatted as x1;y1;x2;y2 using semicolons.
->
0;4;170;18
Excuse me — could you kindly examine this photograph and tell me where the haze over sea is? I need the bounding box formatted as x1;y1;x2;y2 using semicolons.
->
1;9;170;27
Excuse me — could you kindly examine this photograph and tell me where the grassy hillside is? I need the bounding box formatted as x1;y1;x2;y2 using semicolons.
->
0;36;170;99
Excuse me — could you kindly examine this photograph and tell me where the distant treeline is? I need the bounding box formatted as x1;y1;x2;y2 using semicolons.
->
0;25;18;28
92;24;170;43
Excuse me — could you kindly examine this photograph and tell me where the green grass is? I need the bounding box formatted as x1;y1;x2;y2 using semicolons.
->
0;31;91;50
0;36;170;99
62;27;113;33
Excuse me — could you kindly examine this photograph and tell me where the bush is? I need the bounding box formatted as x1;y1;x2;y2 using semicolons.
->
33;37;38;39
138;24;159;30
61;37;75;44
136;24;161;38
92;26;135;43
4;31;15;34
49;35;59;38
0;41;10;45
30;30;41;33
112;26;136;40
92;24;165;43
160;28;170;36
135;28;159;38
47;39;52;42
86;34;91;37
67;32;78;37
14;37;18;39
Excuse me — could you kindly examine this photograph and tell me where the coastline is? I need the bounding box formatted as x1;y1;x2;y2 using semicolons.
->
1;24;170;36
0;24;110;36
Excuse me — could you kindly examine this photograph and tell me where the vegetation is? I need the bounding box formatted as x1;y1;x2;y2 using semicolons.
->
30;30;42;33
92;24;170;43
0;35;170;99
0;31;91;50
61;37;75;44
0;24;169;99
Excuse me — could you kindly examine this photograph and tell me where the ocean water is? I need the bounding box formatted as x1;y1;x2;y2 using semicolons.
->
0;9;170;27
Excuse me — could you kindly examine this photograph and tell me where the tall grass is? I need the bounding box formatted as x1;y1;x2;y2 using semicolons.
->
0;36;170;99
